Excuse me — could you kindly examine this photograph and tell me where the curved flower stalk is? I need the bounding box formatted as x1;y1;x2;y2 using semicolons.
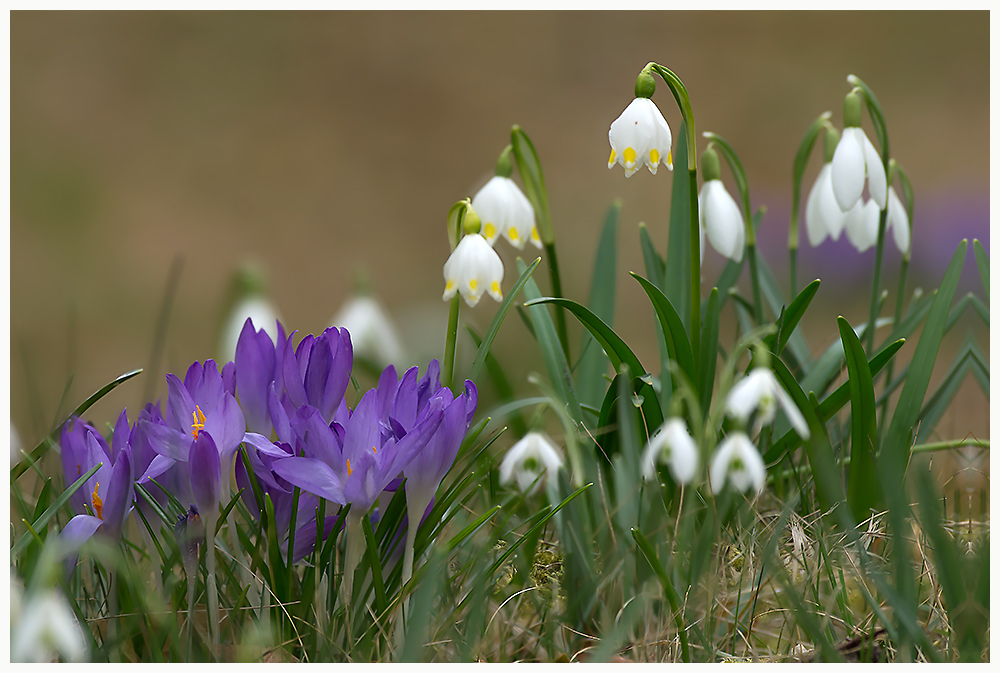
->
608;97;673;177
831;91;887;213
709;432;766;495
499;432;564;495
641;418;699;485
442;231;505;308
726;365;810;440
473;175;540;250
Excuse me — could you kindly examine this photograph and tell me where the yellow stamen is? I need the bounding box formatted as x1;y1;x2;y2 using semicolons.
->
667;150;672;167
608;148;616;165
469;279;478;291
484;223;496;239
191;405;206;440
623;147;636;166
508;227;518;241
346;458;352;477
531;227;540;241
491;281;501;296
649;148;660;165
92;483;103;520
445;279;454;291
372;445;377;454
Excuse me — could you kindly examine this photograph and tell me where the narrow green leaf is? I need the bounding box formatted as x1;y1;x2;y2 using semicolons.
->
577;202;620;409
468;257;541;382
764;279;820;358
665;121;691;332
517;258;582;422
361;514;387;616
615;365;642;533
12;368;143;480
630;528;690;662
510;125;553;245
466;327;526;437
639;222;672;413
883;241;967;496
12;462;102;556
699;288;719;414
838;316;879;520
445;505;501;554
973;239;989;301
756;251;812;371
631;273;697;390
916;338;990;444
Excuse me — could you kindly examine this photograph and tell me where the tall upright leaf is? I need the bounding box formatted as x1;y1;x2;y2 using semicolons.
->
577;201;619;409
665;121;691;332
838;316;879;520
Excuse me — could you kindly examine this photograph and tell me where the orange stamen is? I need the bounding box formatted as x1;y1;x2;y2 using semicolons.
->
191;405;206;439
346;458;353;477
92;482;104;520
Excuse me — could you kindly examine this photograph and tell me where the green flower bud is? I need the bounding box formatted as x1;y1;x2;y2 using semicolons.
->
634;69;656;99
843;91;863;128
752;341;771;370
494;144;514;179
823;126;840;163
462;206;482;235
887;158;898;184
701;147;721;182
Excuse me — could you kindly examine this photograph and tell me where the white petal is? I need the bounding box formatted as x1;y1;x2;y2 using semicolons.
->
831;128;865;212
499;433;563;495
773;381;811;439
726;369;771;422
710;434;765;495
609;98;672;177
442;234;505;308
862;132;887;210
701;180;745;262
805;165;830;247
843;199;878;253
330;296;405;367
888;188;910;254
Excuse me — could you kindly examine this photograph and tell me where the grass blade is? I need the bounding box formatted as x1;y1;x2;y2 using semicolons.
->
838;316;879;520
12;462;102;556
631;273;697;391
972;239;988;301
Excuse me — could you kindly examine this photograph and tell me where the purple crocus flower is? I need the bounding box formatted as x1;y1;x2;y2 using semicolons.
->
235;318;285;436
274;326;353;425
59;418;112;515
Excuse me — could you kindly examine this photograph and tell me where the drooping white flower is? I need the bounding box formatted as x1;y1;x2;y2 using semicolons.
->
709;432;766;495
10;583;88;663
887;187;910;255
843;198;881;253
472;176;541;250
641;418;699;485
608;97;673;178
498;432;564;495
329;295;406;367
726;367;810;439
831;127;887;213
442;233;504;308
805;163;848;246
699;179;745;262
219;295;280;364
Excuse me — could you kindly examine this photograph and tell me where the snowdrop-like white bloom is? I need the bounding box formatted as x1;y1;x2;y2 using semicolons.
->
887;187;910;255
709;432;766;495
10;584;88;663
220;296;280;364
498;432;564;495
329;295;406;367
700;179;745;262
843;198;881;253
805;163;848;246
831;126;887;213
472;176;541;250
641;418;699;485
608;97;673;178
442;233;504;308
727;367;810;439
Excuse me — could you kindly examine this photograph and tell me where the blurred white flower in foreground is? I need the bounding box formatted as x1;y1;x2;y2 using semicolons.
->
709;432;766;495
330;295;406;367
608;97;673;177
641;418;698;485
10;573;88;663
442;233;504;308
727;367;810;439
499;432;564;495
472;176;540;250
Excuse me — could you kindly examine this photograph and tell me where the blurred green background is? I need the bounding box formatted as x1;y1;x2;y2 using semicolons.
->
11;11;989;457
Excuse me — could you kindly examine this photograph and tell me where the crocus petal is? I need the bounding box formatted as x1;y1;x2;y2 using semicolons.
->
862;132;887;210
138;453;176;483
189;432;221;515
165;373;198;436
102;448;134;539
289;406;343;467
235;318;276;436
320;329;353;423
111;409;130;463
831;127;866;212
202;393;247;461
58;515;104;557
272;456;346;504
391;366;420;429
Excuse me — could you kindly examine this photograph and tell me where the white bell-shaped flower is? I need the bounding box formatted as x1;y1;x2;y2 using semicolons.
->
805;163;848;246
831;127;887;213
329;295;406;367
641;418;699;485
887;187;910;255
608;97;673;178
843;198;881;253
219;296;280;365
10;584;88;663
726;367;810;439
699;180;745;262
442;233;504;308
709;432;766;495
498;432;564;495
472;176;540;251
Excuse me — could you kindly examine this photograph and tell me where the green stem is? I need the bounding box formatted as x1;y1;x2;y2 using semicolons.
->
205;510;220;652
544;241;570;362
688;166;702;370
441;295;460;390
879;256;909;439
789;246;798;298
747;243;765;326
865;209;889;356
